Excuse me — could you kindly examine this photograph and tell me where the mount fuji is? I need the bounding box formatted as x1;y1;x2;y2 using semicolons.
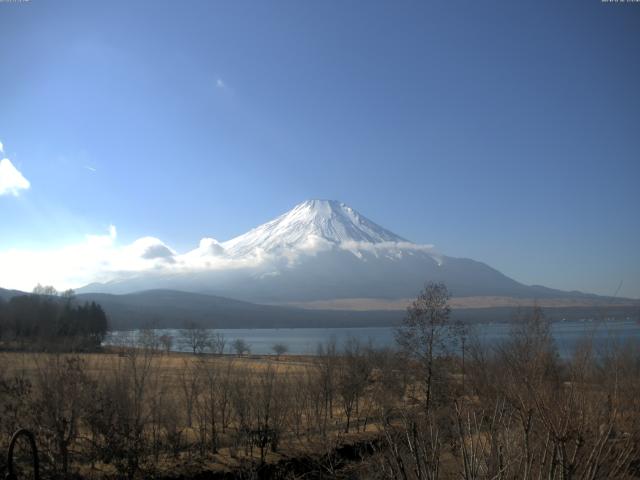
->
222;200;408;255
79;200;610;306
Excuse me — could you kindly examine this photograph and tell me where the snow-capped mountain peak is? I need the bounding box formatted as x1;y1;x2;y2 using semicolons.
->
75;200;611;306
221;199;407;256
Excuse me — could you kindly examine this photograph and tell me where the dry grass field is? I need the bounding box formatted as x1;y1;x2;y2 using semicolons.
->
0;346;395;479
1;309;640;479
1;350;314;381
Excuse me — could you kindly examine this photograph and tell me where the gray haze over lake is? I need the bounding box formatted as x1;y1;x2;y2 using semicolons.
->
105;319;640;359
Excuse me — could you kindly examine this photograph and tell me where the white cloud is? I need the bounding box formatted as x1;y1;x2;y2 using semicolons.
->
0;226;175;291
0;226;121;291
128;237;176;262
0;141;4;154
0;222;441;293
193;238;226;256
0;227;259;292
0;158;30;196
86;224;117;248
216;78;226;89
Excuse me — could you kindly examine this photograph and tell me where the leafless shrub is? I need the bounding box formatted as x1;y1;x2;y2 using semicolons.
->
193;356;230;454
82;346;156;479
315;337;338;435
31;354;90;476
337;337;369;433
462;307;640;479
0;359;33;475
179;358;200;429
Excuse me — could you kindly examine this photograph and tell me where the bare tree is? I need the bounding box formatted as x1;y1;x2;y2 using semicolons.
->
316;337;338;433
211;332;226;355
158;334;173;354
287;367;311;438
252;365;289;461
32;284;58;296
337;337;369;433
395;281;457;414
193;357;224;453
272;343;288;360
180;321;211;354
179;359;200;428
232;338;251;356
138;327;161;353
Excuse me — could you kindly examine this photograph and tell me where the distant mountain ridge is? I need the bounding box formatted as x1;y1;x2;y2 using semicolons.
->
0;287;401;329
2;287;637;330
74;200;632;305
4;197;637;329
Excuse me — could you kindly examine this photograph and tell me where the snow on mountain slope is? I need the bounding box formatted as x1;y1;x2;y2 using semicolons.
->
75;199;595;303
222;200;407;257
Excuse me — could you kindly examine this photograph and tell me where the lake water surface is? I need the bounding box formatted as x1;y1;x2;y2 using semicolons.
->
105;319;640;359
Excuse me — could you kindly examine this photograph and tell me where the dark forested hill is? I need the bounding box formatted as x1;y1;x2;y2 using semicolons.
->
2;287;637;330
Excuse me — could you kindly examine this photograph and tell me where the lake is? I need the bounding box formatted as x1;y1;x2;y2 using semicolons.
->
105;319;640;359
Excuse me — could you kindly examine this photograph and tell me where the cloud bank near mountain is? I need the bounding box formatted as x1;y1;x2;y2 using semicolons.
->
0;200;615;303
0;214;438;292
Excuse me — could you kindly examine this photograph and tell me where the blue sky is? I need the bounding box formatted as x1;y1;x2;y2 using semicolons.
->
0;0;639;297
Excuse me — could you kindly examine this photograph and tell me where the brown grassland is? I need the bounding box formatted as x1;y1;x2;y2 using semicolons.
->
1;293;639;479
1;346;391;479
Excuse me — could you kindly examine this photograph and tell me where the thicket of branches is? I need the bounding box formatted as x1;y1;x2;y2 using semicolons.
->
0;334;406;479
372;283;640;480
0;282;638;479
